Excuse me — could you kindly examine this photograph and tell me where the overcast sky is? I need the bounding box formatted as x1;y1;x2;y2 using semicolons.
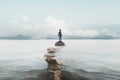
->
0;0;120;38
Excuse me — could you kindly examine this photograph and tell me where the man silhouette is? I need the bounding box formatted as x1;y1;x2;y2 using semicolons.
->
58;29;62;42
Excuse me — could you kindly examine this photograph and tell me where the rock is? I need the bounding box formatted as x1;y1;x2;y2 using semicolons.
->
37;70;89;80
62;71;89;80
47;47;57;53
55;41;65;46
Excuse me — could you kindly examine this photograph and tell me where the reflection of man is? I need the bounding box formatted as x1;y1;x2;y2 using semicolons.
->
58;29;62;42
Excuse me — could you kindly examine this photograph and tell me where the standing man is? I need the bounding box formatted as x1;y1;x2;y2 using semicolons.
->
58;29;62;42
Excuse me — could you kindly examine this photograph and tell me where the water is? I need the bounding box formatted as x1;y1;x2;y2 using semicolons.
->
0;40;120;80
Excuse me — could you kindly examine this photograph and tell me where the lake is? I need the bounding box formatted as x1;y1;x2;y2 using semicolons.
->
0;40;120;80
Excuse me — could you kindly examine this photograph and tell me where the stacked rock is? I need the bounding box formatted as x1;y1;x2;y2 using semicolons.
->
44;47;63;80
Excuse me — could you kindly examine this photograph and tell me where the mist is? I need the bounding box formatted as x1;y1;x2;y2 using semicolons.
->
0;16;119;39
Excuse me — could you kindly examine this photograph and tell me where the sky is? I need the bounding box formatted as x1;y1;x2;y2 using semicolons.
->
0;0;120;39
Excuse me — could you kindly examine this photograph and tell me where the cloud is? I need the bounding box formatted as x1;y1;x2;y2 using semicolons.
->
70;29;120;39
74;29;99;37
8;16;70;38
9;19;18;25
1;16;120;39
100;29;120;38
21;16;30;21
42;16;69;36
46;16;66;28
9;16;35;36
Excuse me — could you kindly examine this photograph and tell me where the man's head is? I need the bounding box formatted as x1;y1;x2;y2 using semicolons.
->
59;29;61;32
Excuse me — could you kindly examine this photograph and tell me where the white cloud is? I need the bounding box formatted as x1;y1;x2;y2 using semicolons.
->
21;16;30;21
100;29;120;38
74;29;99;37
9;19;18;25
8;16;70;38
32;16;69;37
68;29;120;38
6;16;120;39
45;16;66;30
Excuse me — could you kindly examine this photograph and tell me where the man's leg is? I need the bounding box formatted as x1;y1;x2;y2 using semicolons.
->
60;37;62;41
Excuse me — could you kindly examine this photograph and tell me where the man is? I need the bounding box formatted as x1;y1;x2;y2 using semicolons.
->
58;29;62;42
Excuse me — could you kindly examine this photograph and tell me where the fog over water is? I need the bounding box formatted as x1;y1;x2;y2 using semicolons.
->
0;40;120;80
